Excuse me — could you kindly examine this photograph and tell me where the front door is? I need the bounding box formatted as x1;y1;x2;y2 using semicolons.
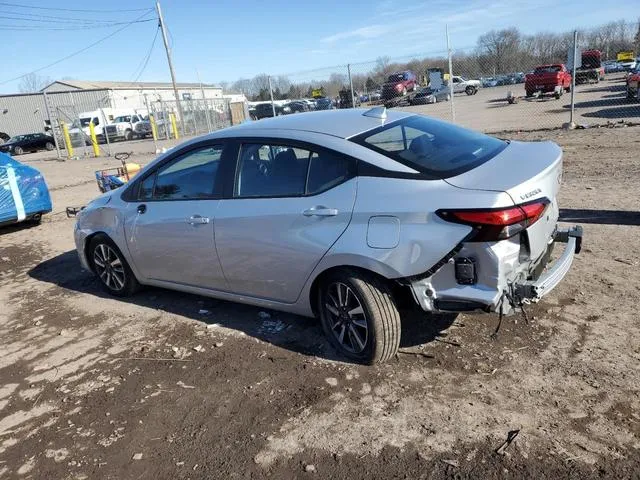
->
124;143;227;290
215;141;357;303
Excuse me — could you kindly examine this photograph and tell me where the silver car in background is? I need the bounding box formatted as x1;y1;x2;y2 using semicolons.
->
74;108;582;364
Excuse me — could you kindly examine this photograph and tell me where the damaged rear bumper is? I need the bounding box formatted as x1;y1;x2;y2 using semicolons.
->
407;226;583;314
515;225;582;301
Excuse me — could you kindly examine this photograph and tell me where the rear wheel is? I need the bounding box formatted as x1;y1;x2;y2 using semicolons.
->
319;269;400;364
465;86;476;95
88;234;140;297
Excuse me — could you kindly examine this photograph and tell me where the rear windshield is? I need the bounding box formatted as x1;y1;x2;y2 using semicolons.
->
534;66;562;74
351;116;507;179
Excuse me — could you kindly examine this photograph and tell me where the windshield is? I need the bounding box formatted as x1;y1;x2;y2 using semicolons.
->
8;135;27;143
72;117;93;128
534;66;562;74
115;116;132;122
351;116;507;179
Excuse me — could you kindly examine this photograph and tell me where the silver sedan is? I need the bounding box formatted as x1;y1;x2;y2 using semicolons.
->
409;87;451;105
74;108;582;364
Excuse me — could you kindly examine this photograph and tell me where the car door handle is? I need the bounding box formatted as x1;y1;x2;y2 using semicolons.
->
187;215;210;225
137;204;147;214
303;207;339;217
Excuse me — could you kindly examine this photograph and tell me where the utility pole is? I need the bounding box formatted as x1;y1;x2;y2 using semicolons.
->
156;1;185;136
569;30;578;128
446;24;456;123
268;76;276;117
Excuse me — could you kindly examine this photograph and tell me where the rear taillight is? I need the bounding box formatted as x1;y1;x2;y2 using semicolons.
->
436;199;549;241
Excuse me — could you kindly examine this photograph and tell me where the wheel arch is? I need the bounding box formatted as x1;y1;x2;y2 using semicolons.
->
83;230;109;272
306;257;401;317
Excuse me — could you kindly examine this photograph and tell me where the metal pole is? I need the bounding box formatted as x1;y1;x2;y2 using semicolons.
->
197;68;212;132
569;30;578;128
156;1;185;137
446;24;456;123
143;94;158;152
347;64;355;108
99;106;111;156
68;92;88;158
42;92;61;159
268;76;276;117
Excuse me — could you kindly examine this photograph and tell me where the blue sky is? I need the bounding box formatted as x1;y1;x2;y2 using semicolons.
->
0;0;636;93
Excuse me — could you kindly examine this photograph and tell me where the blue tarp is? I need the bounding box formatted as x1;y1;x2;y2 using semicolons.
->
0;152;52;226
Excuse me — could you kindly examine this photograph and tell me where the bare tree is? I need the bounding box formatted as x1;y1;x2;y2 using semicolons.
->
18;73;53;93
477;28;522;75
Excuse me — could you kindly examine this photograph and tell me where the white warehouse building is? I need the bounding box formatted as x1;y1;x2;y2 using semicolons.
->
0;80;244;141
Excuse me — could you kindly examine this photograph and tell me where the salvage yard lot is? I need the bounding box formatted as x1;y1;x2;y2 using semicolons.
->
1;126;640;479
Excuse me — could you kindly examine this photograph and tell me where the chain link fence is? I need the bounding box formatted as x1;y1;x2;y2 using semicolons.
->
247;21;640;133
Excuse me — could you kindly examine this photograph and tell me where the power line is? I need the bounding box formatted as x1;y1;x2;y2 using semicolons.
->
0;18;156;31
131;25;161;82
0;10;156;86
0;10;153;23
0;2;153;13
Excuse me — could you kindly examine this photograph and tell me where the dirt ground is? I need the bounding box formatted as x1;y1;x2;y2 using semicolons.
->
1;125;640;479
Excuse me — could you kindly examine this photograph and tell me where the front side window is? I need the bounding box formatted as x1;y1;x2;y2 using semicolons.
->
352;116;507;179
140;145;223;200
235;143;354;198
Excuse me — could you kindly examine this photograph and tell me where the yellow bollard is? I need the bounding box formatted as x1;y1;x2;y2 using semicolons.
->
169;113;179;140
89;121;100;157
61;121;74;158
149;114;158;140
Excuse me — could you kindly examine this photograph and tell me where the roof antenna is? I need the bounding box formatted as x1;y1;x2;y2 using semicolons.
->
362;106;387;120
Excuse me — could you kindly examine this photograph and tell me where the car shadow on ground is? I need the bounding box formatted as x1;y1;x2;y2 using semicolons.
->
28;250;457;364
560;208;640;226
581;105;640;119
0;221;41;236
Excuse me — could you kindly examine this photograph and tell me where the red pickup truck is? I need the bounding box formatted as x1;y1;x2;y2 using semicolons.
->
525;64;572;99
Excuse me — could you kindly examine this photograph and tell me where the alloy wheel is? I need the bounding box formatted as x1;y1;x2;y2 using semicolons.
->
324;282;368;354
93;243;126;291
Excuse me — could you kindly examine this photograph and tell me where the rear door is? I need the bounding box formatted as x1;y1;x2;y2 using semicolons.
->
123;142;229;289
214;140;357;303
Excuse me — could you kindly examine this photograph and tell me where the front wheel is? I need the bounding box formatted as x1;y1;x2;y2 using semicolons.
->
89;234;140;297
124;130;133;141
565;84;571;93
45;142;54;151
13;146;24;155
319;269;400;364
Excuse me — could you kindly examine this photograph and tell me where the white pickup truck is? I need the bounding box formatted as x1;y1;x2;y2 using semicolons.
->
104;114;151;142
449;76;481;95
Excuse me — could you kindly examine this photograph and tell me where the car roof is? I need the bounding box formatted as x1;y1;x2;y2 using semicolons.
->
219;108;416;139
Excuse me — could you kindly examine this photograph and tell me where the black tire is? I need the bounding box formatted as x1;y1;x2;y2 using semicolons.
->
88;234;140;297
124;129;133;141
14;146;23;155
565;84;571;93
465;86;476;95
45;142;54;151
318;269;401;364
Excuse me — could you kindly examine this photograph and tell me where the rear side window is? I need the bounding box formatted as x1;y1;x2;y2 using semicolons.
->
235;143;355;198
351;116;507;179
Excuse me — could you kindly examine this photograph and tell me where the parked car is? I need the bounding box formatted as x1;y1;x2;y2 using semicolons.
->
74;107;582;364
408;86;451;105
382;71;418;100
0;133;56;155
525;64;572;98
0;152;52;227
481;77;499;88
254;102;291;119
603;60;621;73
449;76;481;95
314;97;334;110
369;90;382;101
617;58;637;71
285;101;310;113
104;114;150;142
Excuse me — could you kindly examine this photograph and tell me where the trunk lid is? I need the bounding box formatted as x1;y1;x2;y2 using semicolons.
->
445;140;563;261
